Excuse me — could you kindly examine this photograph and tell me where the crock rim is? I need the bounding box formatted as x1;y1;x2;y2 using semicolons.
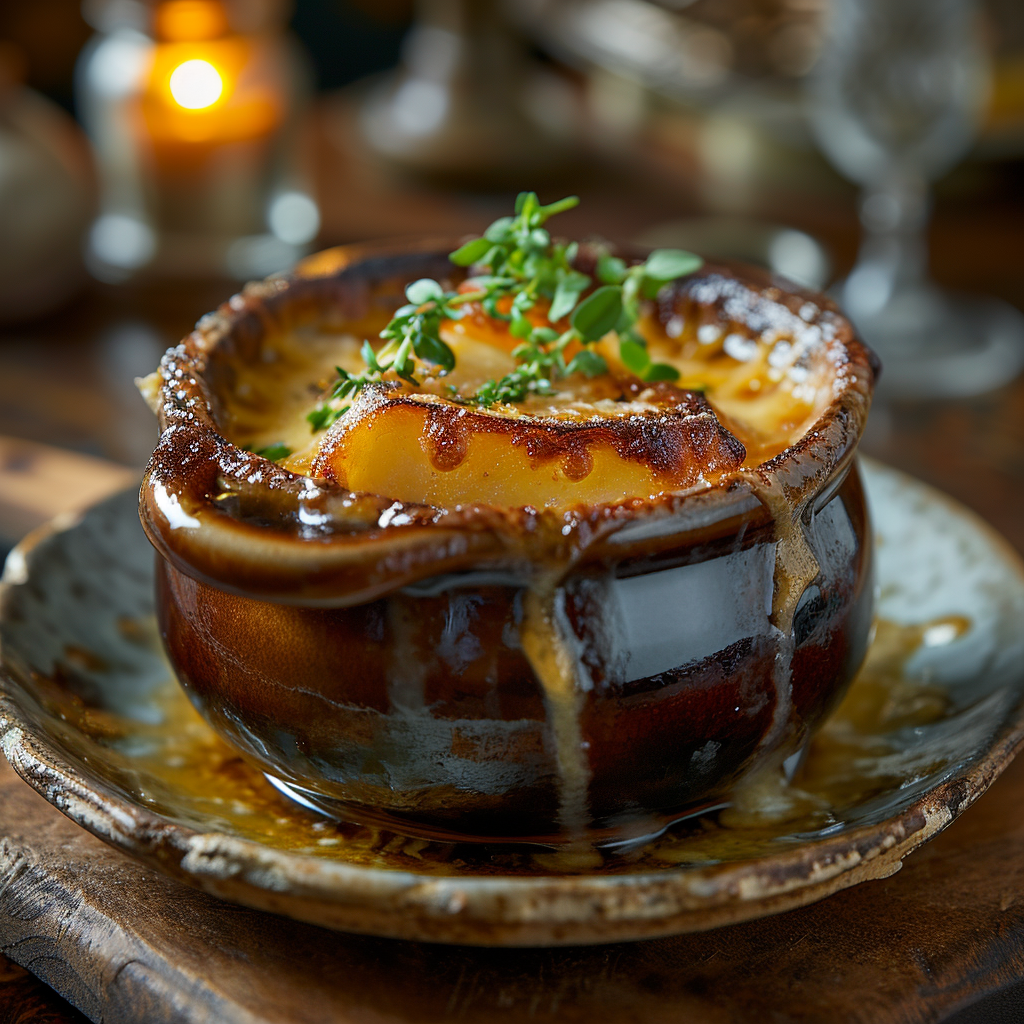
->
138;238;878;606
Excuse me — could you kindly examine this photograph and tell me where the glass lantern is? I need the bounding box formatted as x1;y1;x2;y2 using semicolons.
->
77;0;319;281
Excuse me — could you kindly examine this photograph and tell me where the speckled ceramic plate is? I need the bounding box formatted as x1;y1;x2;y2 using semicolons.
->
1;460;1023;947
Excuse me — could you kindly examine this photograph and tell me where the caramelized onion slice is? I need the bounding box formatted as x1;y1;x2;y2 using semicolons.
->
311;386;746;510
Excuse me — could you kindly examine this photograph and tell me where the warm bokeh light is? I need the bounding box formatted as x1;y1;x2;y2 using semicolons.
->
168;58;223;109
141;37;285;148
156;0;229;42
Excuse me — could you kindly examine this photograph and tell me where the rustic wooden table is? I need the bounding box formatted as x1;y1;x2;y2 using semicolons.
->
1;98;1023;1022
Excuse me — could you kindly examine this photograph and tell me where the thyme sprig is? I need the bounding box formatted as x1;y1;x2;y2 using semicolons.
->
306;280;478;431
306;192;703;430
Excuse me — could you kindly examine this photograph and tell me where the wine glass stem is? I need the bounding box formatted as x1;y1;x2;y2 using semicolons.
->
855;172;931;299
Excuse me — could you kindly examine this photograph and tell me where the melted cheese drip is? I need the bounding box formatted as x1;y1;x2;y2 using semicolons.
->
750;477;822;760
519;582;593;845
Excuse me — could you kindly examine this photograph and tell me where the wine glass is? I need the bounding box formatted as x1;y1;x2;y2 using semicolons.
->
808;0;1024;397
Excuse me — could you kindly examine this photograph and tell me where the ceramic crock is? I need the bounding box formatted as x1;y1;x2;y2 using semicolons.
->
140;240;878;845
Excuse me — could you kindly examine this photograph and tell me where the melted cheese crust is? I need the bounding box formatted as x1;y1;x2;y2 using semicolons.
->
219;301;826;501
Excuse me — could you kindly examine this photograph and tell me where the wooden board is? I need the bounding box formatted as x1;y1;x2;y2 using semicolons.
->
0;955;89;1023
2;748;1024;1024
0;436;136;544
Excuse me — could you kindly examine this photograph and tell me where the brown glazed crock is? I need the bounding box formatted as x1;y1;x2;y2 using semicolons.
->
140;239;878;846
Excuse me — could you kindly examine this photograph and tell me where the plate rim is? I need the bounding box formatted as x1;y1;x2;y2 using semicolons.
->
2;459;1024;947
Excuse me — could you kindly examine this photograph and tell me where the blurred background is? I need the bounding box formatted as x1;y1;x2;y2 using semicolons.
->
0;4;1023;1017
0;0;1023;555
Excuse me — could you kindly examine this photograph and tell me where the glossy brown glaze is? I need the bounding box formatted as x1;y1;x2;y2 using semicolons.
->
157;464;872;842
140;241;878;845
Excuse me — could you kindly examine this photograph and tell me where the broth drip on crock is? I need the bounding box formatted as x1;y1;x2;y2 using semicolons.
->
747;476;823;762
519;581;595;846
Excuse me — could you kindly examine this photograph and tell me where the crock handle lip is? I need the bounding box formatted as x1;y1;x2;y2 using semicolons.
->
138;453;785;608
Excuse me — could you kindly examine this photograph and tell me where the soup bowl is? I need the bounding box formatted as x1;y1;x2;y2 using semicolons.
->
139;240;878;846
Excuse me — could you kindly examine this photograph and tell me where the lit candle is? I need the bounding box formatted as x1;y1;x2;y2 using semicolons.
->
141;1;284;154
79;0;317;280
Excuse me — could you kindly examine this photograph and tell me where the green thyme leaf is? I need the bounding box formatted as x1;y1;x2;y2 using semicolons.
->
643;249;703;282
362;340;382;372
255;442;291;461
643;362;681;382
484;217;514;242
405;278;444;304
449;237;492;266
640;277;666;301
565;349;608;377
618;337;650;375
412;332;456;370
392;337;416;381
509;310;534;339
514;191;536;216
512;290;534;312
549;271;589;321
621;273;641;321
532;326;559;344
307;405;337;432
571;285;623;342
597;253;628;285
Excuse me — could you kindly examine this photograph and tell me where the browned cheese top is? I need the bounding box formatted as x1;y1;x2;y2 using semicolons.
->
216;276;840;511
